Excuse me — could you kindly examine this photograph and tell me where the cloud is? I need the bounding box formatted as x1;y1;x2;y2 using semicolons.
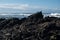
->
0;4;60;13
0;4;45;10
0;4;29;10
0;4;44;13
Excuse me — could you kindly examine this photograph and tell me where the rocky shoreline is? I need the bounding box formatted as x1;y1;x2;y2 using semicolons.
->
0;11;60;40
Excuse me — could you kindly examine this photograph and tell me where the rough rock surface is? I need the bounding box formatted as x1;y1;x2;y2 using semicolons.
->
0;11;60;40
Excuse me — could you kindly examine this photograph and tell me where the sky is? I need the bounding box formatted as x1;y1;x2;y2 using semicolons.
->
0;0;60;13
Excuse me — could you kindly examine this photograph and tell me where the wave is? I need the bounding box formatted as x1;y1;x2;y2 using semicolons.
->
50;13;60;17
0;13;31;16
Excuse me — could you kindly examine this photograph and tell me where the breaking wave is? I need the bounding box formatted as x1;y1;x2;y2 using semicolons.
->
50;13;60;17
0;13;31;16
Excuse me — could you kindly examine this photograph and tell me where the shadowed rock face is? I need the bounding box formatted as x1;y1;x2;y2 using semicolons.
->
0;11;60;40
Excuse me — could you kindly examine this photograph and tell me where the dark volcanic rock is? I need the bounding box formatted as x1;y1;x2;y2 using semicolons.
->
28;11;43;19
0;11;60;40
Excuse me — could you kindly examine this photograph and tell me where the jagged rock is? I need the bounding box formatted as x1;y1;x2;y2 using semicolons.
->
28;11;43;19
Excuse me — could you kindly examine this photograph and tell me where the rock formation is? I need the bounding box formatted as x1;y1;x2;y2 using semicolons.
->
0;11;60;40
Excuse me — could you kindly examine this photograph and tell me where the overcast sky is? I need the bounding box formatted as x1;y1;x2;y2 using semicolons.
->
0;0;60;13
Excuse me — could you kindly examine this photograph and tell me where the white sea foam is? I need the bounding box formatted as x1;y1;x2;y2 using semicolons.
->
50;13;60;17
0;13;31;16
